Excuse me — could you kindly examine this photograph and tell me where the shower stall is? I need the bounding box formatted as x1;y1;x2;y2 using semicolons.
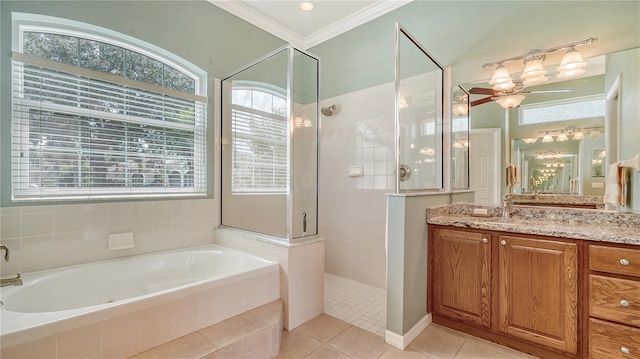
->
220;45;319;241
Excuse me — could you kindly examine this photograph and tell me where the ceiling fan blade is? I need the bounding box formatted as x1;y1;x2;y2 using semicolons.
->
470;96;495;107
469;87;497;95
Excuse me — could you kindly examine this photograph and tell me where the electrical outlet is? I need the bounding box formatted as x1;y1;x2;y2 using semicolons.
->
592;182;604;189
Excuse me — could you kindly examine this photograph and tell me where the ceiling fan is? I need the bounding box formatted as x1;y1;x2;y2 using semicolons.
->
469;82;571;107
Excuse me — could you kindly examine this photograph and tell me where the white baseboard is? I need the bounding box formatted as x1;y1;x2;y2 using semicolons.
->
385;313;432;350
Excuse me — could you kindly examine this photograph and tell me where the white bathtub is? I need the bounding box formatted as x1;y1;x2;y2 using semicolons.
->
0;244;280;354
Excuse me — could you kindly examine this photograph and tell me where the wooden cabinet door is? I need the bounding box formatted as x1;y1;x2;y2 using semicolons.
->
432;227;491;328
498;235;578;354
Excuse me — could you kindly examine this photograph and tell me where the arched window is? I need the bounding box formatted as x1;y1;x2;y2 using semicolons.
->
11;13;207;201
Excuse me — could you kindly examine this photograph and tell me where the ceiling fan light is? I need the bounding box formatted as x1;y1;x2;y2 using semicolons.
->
492;81;516;91
557;68;586;79
522;137;538;144
542;133;554;143
572;130;585;140
489;64;512;85
523;75;548;86
520;59;547;79
452;103;468;116
557;47;587;72
557;132;568;141
496;94;525;108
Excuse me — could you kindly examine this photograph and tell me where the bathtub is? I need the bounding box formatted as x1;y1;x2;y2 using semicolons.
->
0;244;280;354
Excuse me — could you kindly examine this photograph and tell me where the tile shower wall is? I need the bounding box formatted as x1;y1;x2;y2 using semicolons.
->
320;82;395;289
0;198;217;274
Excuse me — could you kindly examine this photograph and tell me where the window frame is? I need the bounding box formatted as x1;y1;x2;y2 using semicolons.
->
518;94;605;126
10;13;208;202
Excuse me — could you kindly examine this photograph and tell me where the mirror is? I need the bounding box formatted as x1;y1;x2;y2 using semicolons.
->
461;47;640;209
452;86;470;189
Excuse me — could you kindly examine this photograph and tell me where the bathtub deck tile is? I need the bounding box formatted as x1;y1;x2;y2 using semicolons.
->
199;310;266;349
130;332;216;359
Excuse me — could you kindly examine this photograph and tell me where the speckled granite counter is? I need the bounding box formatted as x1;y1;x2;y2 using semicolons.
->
427;204;640;246
510;194;605;209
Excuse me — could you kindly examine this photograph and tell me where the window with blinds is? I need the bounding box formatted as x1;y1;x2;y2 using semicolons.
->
231;88;288;193
11;20;207;201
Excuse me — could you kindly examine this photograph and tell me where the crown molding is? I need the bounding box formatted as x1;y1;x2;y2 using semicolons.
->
207;0;305;49
303;0;413;49
208;0;414;50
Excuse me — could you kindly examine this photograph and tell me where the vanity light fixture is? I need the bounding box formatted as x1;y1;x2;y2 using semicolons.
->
542;132;554;143
303;118;313;128
589;128;601;138
294;116;304;128
572;130;585;140
482;38;597;107
556;131;568;142
522;137;538;144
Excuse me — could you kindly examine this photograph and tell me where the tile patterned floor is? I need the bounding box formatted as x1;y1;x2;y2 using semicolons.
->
276;314;539;359
324;273;386;337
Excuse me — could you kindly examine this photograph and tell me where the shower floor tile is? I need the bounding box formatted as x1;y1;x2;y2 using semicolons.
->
324;273;386;337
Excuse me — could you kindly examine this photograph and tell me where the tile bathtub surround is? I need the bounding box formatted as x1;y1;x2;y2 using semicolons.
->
0;198;217;274
427;203;640;245
1;280;280;358
214;229;325;331
131;300;283;359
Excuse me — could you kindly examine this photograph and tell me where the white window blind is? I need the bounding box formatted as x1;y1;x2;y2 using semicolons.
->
231;105;288;193
520;96;605;125
11;51;207;201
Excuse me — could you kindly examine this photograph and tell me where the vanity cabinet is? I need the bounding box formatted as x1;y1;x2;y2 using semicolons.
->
429;225;580;358
431;227;492;328
498;235;578;355
587;244;640;359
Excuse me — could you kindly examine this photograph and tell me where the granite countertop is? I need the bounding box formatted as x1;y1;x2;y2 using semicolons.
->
427;204;640;246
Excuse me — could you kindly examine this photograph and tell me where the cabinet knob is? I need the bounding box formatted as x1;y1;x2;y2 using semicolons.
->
621;347;630;355
620;300;630;307
500;240;507;246
620;258;630;266
482;238;488;243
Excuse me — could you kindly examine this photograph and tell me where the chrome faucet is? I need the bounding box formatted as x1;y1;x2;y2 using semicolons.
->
0;245;9;261
1;273;22;287
534;189;539;201
502;194;513;219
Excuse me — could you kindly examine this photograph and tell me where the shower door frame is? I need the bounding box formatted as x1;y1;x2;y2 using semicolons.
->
218;45;320;242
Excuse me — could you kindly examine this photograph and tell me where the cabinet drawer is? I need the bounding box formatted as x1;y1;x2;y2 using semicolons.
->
590;245;640;277
589;318;640;359
590;275;640;327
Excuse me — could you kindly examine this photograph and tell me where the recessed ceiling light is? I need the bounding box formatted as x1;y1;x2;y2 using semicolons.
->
300;1;314;11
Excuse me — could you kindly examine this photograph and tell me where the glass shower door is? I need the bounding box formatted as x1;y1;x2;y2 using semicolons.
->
395;24;444;192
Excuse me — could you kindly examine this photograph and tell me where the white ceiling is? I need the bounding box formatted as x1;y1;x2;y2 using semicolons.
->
207;0;413;49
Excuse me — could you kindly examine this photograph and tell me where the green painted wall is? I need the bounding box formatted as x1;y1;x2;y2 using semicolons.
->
0;1;286;206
